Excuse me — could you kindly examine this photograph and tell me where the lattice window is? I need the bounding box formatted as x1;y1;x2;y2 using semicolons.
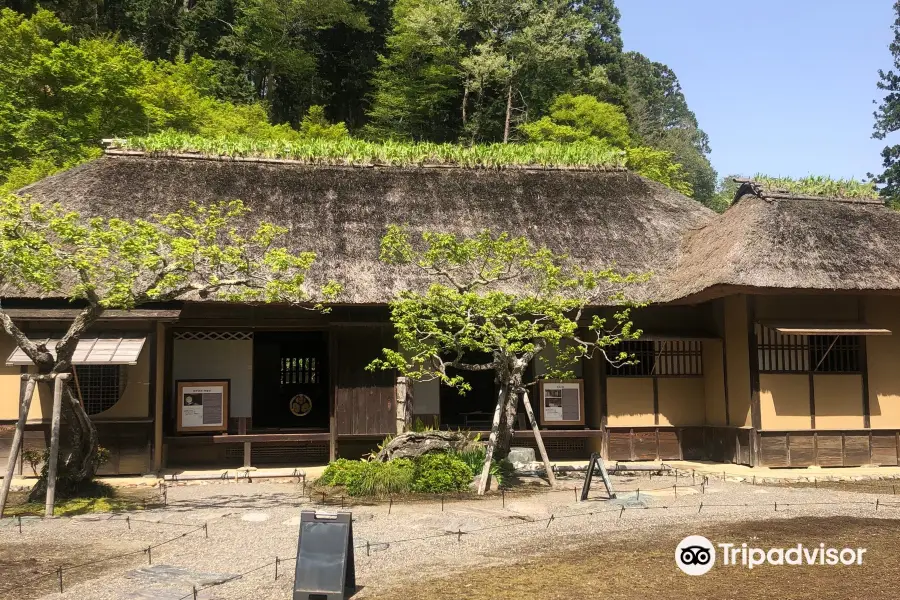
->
75;365;126;415
606;340;703;377
281;357;320;385
173;331;253;341
756;325;860;373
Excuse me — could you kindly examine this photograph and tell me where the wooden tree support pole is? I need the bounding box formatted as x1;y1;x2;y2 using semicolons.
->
395;376;410;434
478;385;507;495
0;377;37;518
522;391;556;489
45;373;71;517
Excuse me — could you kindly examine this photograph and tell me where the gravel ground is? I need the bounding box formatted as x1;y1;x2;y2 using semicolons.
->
3;473;899;600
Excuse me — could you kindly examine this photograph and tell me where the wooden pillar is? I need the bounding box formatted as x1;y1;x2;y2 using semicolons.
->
152;322;166;472
328;330;337;463
0;377;36;518
747;296;762;466
395;376;411;434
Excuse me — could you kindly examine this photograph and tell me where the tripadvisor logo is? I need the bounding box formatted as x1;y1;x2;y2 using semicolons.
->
675;535;867;575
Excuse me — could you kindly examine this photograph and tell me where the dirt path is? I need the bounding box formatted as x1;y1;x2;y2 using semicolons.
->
362;517;900;600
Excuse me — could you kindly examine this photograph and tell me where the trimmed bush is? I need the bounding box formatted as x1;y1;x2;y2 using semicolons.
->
412;454;473;493
319;458;366;486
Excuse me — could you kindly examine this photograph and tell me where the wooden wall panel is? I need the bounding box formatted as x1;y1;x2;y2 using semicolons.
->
633;430;657;460
788;433;815;467
607;431;632;461
816;435;843;466
658;430;681;460
843;435;870;467
333;326;396;436
680;427;705;460
759;434;788;467
871;433;898;466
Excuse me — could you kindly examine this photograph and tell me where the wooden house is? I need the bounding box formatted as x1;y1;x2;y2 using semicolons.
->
2;155;900;473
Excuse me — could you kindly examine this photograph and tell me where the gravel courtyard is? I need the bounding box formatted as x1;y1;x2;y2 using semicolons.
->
3;473;900;600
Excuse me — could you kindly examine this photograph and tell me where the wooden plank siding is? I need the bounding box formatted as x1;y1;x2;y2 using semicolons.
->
756;431;900;467
333;326;396;436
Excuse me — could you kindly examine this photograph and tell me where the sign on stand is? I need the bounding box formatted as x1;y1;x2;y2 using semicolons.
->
294;511;356;600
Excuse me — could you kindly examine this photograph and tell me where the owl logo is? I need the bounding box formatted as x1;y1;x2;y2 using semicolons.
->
289;394;313;417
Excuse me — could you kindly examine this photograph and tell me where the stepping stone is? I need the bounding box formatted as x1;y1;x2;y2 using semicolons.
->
125;565;238;587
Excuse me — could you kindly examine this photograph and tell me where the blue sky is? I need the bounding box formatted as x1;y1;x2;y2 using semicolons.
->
619;1;895;181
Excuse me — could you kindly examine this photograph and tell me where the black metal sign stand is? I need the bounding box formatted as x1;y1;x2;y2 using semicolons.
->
580;452;616;501
294;511;356;599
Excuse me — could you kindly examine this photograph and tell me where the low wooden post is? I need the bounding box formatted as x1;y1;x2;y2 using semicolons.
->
395;376;411;434
477;386;508;495
522;391;556;489
45;373;70;517
0;377;37;517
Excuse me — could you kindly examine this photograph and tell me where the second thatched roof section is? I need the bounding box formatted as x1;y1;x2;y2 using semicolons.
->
11;153;713;304
669;182;900;301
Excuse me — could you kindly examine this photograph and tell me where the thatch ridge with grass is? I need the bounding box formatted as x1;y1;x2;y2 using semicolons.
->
115;133;629;170
8;153;711;304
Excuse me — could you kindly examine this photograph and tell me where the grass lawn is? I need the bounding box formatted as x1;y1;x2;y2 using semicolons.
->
3;486;160;517
364;517;900;600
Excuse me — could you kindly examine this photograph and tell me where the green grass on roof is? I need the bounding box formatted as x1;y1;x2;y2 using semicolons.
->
754;175;879;200
119;132;627;169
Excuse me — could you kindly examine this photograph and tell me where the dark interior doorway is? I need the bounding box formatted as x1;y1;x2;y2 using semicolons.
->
440;352;497;429
253;331;329;430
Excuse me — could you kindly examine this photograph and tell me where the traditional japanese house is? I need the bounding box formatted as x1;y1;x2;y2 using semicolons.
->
2;154;900;474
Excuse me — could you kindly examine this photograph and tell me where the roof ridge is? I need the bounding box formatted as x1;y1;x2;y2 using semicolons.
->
103;149;630;173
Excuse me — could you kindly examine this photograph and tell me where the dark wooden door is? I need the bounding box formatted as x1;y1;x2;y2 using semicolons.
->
333;326;395;435
253;332;328;429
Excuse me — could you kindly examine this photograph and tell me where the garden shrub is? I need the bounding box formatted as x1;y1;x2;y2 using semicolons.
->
319;458;366;486
412;454;473;493
347;459;415;497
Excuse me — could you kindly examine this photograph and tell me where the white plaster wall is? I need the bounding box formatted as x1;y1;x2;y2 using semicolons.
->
172;339;253;417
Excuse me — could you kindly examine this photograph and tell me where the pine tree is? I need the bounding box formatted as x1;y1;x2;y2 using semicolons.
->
873;0;900;206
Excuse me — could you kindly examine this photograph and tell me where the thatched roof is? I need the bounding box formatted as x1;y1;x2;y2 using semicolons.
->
6;153;713;304
668;184;900;301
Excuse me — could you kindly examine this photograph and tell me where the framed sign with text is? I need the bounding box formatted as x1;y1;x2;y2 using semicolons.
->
538;379;584;426
176;380;229;432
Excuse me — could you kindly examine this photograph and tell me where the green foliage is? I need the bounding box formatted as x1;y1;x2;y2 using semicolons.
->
365;0;465;141
369;226;644;393
346;459;417;497
123;132;626;168
625;147;694;197
752;175;879;200
622;51;716;202
299;106;350;140
319;458;367;486
520;94;630;148
410;453;473;493
0;195;341;310
873;1;900;205
453;447;511;488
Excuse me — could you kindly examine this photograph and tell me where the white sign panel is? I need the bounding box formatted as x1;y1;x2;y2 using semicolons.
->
177;381;229;432
541;381;582;424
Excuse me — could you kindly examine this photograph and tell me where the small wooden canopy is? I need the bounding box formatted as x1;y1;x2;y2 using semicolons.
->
766;322;892;336
6;337;147;366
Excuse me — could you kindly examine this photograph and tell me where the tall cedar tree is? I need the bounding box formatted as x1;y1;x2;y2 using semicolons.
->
874;0;900;206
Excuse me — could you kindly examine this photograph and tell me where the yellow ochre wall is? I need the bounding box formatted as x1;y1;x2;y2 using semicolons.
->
702;339;727;426
724;295;751;427
756;294;866;430
864;296;900;429
0;333;149;422
814;374;864;429
657;378;705;426
760;373;810;430
606;378;655;426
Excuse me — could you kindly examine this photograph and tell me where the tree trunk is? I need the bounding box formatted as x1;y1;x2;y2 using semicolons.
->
0;377;36;517
462;86;469;125
503;84;514;143
495;388;518;459
477;383;508;495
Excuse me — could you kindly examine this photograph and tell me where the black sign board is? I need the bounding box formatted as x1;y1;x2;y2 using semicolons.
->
294;511;356;600
580;452;616;501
